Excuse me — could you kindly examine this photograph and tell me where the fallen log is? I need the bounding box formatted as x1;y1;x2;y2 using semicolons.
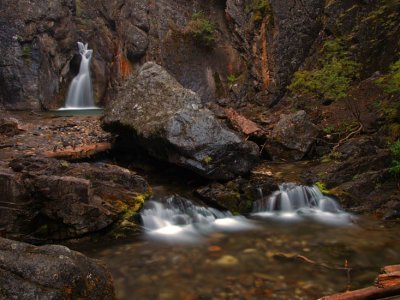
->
376;272;400;288
319;285;400;300
44;142;112;160
321;264;400;300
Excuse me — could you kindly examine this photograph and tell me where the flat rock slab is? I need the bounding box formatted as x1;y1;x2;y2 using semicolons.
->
0;155;151;241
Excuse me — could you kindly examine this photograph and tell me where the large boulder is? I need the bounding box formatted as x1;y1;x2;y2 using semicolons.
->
0;237;114;299
0;156;151;241
265;110;319;160
102;62;259;180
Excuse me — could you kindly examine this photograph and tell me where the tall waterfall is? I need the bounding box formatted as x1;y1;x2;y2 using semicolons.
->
64;42;95;109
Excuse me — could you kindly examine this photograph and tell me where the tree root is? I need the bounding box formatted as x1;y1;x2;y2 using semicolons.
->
332;122;363;153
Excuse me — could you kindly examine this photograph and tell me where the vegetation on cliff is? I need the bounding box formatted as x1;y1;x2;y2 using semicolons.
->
288;38;361;102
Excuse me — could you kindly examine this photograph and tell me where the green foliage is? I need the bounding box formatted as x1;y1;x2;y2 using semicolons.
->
323;126;335;134
227;74;239;83
390;139;400;176
376;59;400;94
289;39;361;102
188;12;216;47
247;0;272;23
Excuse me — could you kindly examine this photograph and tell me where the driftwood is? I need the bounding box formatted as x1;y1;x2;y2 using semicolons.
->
321;264;400;300
44;142;112;160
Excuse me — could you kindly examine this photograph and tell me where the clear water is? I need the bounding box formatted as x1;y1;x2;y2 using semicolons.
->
74;190;400;300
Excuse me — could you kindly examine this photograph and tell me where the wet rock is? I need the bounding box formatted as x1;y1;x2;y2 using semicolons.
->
1;156;151;241
103;62;259;180
0;237;115;299
265;111;319;161
195;177;278;214
335;136;378;160
214;255;239;266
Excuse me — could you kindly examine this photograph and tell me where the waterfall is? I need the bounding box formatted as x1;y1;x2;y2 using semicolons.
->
140;196;255;242
64;42;95;109
253;183;352;224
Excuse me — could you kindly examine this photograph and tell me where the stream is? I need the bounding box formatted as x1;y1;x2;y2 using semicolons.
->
72;175;400;300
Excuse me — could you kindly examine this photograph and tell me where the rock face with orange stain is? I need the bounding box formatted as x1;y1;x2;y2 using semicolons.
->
0;237;115;299
103;62;259;180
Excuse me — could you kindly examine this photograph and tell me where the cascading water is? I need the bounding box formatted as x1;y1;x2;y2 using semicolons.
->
63;42;96;109
253;183;353;224
140;195;255;242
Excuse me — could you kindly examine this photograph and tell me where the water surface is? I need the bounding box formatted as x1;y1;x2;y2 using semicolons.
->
76;201;400;300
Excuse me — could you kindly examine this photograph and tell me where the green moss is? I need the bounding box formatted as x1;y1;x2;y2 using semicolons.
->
187;12;216;47
76;0;82;17
202;155;213;165
315;181;331;195
390;139;400;176
289;38;361;102
60;160;70;168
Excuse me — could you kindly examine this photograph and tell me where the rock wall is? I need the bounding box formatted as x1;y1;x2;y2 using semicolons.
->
1;0;396;111
0;0;329;111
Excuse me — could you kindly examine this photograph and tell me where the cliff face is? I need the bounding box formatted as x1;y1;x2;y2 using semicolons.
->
0;0;398;111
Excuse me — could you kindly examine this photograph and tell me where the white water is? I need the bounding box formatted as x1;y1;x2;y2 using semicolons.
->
253;183;353;225
63;42;96;109
140;196;256;242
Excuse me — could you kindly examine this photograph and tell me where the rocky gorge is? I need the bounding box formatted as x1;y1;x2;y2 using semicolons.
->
1;0;400;299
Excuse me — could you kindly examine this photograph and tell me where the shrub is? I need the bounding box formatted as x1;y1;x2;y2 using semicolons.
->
187;12;216;47
289;39;361;102
376;59;400;94
390;139;400;176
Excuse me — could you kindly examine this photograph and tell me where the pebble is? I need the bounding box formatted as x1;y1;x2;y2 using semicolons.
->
214;255;239;266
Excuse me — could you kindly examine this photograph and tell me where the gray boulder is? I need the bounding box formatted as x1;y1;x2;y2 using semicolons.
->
265;110;319;160
0;237;115;299
103;62;259;180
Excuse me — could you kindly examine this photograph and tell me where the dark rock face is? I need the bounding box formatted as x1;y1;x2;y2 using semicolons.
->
103;62;259;180
0;156;151;241
265;110;319;160
0;237;115;299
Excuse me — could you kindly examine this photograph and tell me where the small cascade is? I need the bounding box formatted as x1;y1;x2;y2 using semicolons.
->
140;196;255;241
63;42;96;109
253;183;352;224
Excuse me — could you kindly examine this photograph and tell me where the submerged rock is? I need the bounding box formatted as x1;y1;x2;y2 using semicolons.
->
265;111;319;160
0;156;151;241
103;62;259;180
0;237;115;299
